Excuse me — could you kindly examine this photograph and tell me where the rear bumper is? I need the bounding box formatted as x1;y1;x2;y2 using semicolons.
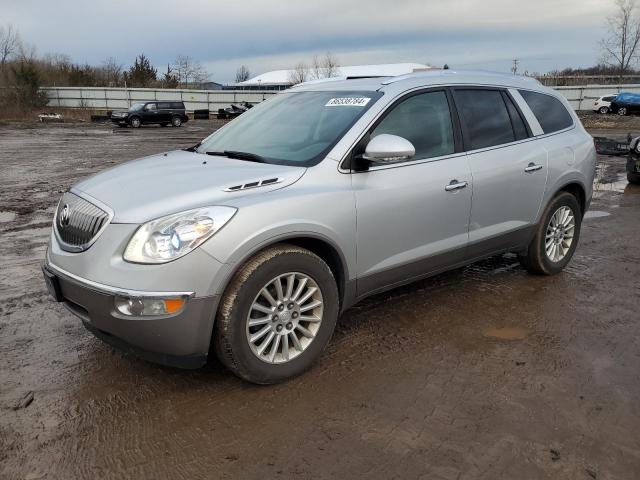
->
44;260;218;369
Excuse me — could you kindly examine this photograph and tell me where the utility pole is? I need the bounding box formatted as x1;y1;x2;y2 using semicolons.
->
511;58;519;75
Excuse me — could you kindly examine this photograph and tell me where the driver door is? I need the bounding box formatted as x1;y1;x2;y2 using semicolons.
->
351;89;473;296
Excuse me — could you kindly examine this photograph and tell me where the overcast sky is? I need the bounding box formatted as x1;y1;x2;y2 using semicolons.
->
2;0;618;83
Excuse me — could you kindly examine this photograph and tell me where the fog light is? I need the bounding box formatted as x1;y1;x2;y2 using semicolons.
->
115;296;187;316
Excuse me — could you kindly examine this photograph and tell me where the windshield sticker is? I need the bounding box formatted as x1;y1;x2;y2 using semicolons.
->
325;97;371;107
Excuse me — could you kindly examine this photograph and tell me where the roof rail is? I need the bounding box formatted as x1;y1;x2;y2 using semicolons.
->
290;77;347;88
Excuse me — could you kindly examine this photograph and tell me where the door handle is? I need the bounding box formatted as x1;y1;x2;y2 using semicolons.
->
445;180;468;192
524;163;543;173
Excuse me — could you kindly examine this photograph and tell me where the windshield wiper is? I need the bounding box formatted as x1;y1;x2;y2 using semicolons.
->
205;150;267;163
184;142;201;152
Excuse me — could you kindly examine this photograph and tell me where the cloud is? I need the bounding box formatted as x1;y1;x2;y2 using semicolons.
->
2;0;616;81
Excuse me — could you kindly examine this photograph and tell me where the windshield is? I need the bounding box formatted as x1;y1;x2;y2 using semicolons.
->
129;103;146;111
197;91;382;166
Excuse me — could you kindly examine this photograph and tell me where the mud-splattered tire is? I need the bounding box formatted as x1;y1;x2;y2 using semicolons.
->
214;244;339;384
628;172;640;184
129;116;142;128
171;116;182;127
598;106;609;114
520;192;582;275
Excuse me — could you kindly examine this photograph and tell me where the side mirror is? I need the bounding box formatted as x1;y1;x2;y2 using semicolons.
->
362;134;415;163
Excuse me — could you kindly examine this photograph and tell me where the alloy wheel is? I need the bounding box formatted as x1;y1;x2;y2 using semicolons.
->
545;206;575;262
246;272;324;364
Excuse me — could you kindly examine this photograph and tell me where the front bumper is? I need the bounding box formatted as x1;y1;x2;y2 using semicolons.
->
43;260;219;368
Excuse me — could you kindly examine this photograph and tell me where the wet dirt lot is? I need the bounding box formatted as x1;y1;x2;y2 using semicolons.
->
1;120;640;480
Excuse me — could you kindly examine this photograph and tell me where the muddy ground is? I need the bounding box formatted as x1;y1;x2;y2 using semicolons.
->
1;118;639;480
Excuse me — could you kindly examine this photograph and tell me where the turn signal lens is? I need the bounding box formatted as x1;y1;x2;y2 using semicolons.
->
115;296;188;316
163;298;185;314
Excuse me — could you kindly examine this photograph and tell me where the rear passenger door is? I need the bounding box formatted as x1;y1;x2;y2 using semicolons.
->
452;88;548;256
157;102;172;123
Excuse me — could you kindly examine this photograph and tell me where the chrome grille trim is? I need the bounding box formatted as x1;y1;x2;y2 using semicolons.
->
53;191;113;253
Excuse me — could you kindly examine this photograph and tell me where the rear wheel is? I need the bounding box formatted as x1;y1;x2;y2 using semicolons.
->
519;192;582;275
171;116;182;127
129;116;142;128
214;244;339;384
598;106;609;114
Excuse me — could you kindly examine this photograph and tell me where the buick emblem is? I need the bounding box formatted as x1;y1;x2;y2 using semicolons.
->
59;204;71;227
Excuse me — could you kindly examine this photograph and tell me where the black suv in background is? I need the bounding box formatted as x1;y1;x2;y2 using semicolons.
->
111;101;189;128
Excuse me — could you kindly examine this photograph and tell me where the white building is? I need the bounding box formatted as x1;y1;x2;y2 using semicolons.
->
239;63;433;88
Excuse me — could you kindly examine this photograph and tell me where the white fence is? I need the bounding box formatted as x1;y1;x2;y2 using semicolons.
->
554;84;640;110
41;86;276;112
41;83;640;112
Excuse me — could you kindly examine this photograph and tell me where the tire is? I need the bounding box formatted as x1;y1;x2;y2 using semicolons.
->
618;107;628;116
214;244;339;384
129;116;142;128
598;106;609;114
519;192;582;275
171;116;182;127
628;171;640;184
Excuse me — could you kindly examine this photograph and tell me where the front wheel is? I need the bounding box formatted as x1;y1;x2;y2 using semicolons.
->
618;107;628;116
129;116;142;128
519;192;582;275
214;244;339;384
598;106;609;114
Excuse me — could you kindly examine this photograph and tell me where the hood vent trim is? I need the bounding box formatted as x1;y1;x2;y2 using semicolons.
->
224;177;282;192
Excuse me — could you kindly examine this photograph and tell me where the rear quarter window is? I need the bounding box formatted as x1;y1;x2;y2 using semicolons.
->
518;90;573;134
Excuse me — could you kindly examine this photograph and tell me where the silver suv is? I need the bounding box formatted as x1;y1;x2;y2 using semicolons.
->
43;71;596;383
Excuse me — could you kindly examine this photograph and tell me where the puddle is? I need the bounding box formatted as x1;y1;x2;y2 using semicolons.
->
0;211;17;223
584;210;611;219
483;326;529;340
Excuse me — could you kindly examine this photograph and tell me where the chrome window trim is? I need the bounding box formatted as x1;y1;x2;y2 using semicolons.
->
45;258;195;299
337;83;578;174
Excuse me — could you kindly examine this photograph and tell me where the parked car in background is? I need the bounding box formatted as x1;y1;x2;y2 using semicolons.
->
609;92;640;116
627;137;640;184
111;101;188;128
593;94;617;114
43;71;595;384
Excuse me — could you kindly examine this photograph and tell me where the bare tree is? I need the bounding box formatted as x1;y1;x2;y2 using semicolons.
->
173;55;209;88
321;52;340;78
309;53;340;80
235;65;250;83
311;55;322;80
101;57;122;86
0;24;21;65
288;62;308;84
601;0;640;77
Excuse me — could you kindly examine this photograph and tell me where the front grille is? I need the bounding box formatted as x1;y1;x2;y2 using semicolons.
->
54;192;111;252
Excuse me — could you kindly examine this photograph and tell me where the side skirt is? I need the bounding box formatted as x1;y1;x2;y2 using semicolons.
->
352;225;536;306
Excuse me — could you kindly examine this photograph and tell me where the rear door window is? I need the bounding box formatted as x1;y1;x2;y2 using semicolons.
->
157;102;171;110
503;93;529;140
454;89;515;150
518;90;573;134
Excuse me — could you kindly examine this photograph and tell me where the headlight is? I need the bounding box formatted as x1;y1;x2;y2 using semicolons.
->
123;206;236;264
